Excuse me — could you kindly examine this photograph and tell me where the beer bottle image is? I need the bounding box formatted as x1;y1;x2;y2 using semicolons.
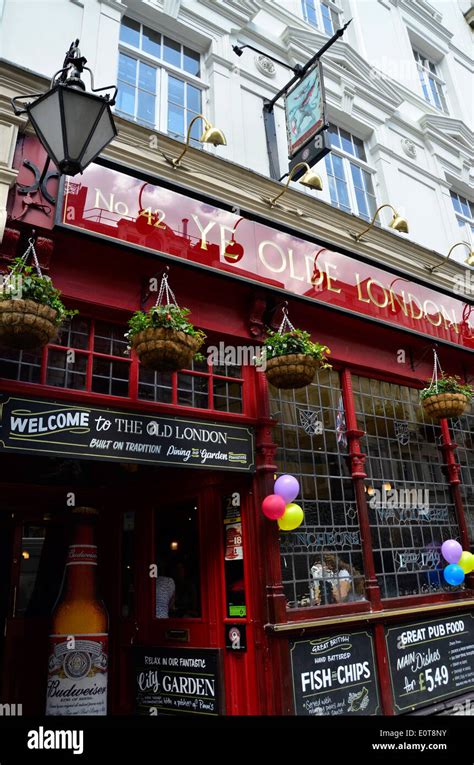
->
46;507;108;716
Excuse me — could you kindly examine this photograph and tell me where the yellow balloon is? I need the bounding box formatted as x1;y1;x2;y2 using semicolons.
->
277;502;304;531
459;551;474;574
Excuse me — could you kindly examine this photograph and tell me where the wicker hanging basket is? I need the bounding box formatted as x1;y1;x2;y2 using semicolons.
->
266;353;318;390
130;326;203;372
0;299;58;350
421;392;470;420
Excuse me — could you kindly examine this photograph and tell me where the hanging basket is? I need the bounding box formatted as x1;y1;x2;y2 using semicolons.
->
421;392;470;420
0;298;58;350
266;353;319;389
130;327;203;372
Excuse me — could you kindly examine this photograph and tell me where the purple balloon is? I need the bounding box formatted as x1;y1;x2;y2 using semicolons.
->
274;474;300;503
441;539;462;565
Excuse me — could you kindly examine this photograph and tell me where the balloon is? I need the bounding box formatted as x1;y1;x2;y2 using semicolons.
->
262;494;286;520
277;503;304;531
441;539;462;565
458;551;474;574
443;564;465;586
274;475;300;504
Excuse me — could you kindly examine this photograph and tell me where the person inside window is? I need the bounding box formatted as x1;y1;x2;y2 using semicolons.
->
155;563;175;619
310;554;364;605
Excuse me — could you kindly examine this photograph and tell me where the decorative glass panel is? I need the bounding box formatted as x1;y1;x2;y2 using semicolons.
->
270;370;366;609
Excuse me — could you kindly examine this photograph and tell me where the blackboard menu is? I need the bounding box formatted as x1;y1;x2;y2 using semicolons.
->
290;630;381;716
134;647;223;716
385;612;474;714
0;395;255;472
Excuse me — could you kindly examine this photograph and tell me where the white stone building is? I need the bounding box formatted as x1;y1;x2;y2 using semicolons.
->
0;0;472;275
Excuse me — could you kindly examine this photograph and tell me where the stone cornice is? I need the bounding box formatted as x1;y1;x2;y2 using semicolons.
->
399;0;453;47
419;114;474;153
195;0;260;26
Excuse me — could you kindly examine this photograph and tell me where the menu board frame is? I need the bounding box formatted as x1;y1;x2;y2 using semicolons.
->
290;629;381;716
385;611;474;714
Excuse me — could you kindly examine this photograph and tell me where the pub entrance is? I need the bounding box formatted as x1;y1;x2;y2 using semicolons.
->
0;454;254;715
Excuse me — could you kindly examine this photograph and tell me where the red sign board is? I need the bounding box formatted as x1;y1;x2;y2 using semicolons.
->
58;164;473;350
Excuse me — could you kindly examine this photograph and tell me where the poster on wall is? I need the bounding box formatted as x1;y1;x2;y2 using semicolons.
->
134;647;223;716
290;630;381;716
285;62;325;157
385;612;474;714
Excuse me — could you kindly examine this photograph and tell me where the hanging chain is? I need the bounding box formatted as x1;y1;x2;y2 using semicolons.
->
278;305;296;334
11;238;43;278
3;238;43;294
155;272;177;308
430;348;443;393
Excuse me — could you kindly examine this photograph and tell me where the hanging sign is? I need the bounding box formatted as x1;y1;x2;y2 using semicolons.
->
57;163;474;350
290;630;381;716
0;395;255;472
133;647;223;716
385;612;474;714
285;62;326;158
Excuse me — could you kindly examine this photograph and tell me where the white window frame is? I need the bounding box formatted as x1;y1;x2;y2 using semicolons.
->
324;125;377;222
117;17;208;142
450;191;474;244
301;0;341;36
412;49;448;113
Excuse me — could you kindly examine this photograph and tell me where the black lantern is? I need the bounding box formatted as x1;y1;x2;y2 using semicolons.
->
12;40;117;176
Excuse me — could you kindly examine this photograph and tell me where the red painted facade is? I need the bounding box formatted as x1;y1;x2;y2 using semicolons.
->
0;139;473;717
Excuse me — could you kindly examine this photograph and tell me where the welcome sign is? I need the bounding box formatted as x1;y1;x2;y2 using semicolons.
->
58;163;474;350
0;396;255;471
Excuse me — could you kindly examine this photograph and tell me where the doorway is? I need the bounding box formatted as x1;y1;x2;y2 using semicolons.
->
0;457;254;715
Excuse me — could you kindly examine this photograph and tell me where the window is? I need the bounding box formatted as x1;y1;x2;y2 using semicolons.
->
0;319;246;415
450;191;474;242
154;500;201;619
413;49;447;112
269;369;366;610
117;17;203;142
302;0;340;35
138;352;244;414
325;125;377;221
352;376;462;600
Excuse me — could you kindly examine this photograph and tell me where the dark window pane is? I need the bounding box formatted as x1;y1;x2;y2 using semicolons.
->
163;37;181;67
142;26;161;58
183;47;200;76
120;17;140;48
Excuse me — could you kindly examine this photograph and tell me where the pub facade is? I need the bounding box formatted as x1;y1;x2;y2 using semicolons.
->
0;55;473;716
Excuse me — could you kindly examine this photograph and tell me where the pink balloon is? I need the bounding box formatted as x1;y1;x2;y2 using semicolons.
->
262;494;286;520
441;539;462;565
274;475;300;504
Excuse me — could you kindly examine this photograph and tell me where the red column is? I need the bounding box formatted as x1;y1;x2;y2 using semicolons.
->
439;418;474;589
341;369;382;610
253;369;292;714
341;370;395;714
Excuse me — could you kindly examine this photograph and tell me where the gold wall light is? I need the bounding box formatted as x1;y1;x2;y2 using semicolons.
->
262;162;322;208
350;204;409;242
162;114;226;168
426;241;474;273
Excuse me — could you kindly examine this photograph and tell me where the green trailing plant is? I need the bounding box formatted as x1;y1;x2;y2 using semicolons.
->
420;373;473;401
2;258;77;324
262;328;332;368
126;303;206;360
